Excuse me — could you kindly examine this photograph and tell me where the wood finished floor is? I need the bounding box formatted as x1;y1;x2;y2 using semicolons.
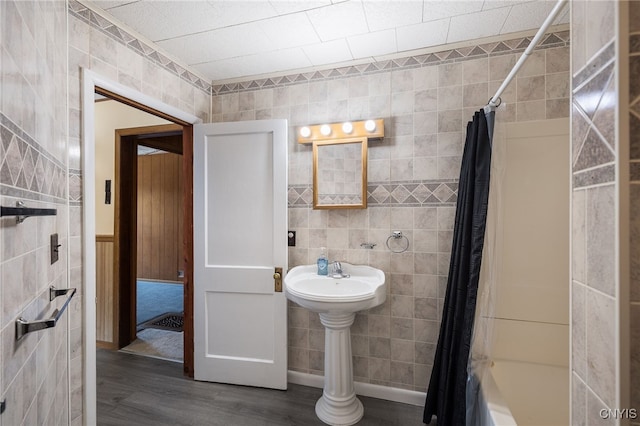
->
97;349;427;425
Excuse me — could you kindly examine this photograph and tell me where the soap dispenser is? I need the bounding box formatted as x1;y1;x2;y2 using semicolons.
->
317;247;328;275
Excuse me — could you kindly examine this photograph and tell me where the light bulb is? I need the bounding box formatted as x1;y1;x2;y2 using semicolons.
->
300;126;311;138
364;120;376;132
320;124;331;136
342;122;353;134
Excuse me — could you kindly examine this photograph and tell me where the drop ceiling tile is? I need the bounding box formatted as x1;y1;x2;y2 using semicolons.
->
396;19;449;52
500;1;557;35
422;1;483;22
203;1;280;29
362;1;422;32
194;48;312;82
269;0;331;15
447;7;510;44
141;1;221;40
92;0;139;10
100;1;170;40
305;1;369;41
157;24;273;64
259;13;320;49
302;39;353;66
347;29;397;59
482;1;526;11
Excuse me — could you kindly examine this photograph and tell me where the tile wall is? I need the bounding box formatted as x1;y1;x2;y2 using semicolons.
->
66;1;211;423
212;30;570;392
570;1;621;424
629;3;640;425
0;1;71;425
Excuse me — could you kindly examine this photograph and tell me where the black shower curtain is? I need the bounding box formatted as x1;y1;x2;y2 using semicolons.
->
423;110;493;425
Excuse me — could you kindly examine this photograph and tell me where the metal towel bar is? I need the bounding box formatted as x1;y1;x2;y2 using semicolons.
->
15;286;76;341
1;201;57;224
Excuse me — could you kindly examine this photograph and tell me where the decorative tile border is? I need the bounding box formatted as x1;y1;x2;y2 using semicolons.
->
0;114;67;203
572;40;616;189
288;180;458;208
213;31;569;96
68;0;212;95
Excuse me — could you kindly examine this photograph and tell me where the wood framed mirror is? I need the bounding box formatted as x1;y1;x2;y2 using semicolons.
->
312;137;367;209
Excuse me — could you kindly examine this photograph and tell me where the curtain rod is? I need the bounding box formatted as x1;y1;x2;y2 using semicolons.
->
484;0;568;114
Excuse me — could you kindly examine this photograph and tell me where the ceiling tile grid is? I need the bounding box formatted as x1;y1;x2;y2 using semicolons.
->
70;0;213;94
88;0;569;84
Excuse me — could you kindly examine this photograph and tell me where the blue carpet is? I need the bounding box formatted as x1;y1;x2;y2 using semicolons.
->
137;280;184;325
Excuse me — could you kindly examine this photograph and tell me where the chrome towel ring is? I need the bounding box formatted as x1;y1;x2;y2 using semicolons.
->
386;231;409;253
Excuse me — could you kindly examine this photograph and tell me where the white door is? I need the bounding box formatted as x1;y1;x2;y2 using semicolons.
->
193;120;288;389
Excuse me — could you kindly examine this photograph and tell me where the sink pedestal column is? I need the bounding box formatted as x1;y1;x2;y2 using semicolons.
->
315;312;363;426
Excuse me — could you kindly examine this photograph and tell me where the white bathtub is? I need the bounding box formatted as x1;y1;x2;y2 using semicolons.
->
478;360;569;426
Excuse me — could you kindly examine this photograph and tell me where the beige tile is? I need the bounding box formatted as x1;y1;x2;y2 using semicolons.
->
437;109;462;133
390;339;414;362
413;111;438;135
489;54;517;82
572;373;587;426
352;334;369;356
572;282;587;379
415;207;438;230
586;185;615;296
369;337;391;359
437;155;462;179
414;89;438;113
368;315;390;337
414;252;437;275
352;313;368;335
309;329;324;351
414;133;438;157
437;132;463;157
413;157;438;180
546;47;570;73
391;295;414;318
517;75;545;102
413;66;438;91
391;69;414;93
586;289;615;408
586;387;610;426
415;319;439;343
438;85;462;111
288;328;308;348
414;274;438;298
546;98;570;119
390;361;414;385
414;341;436;365
438;63;462;87
353;356;368;379
462;82;488;109
390;274;414;296
413;230;437;253
414;363;432;390
546;73;569;99
519;50;546;77
391;91;414;115
390;252;414;274
309;350;324;371
288;347;309;370
391;317;414;340
414;297;438;320
463;58;488;84
369;357;390;381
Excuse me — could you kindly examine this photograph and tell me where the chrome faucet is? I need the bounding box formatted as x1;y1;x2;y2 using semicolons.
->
329;261;350;278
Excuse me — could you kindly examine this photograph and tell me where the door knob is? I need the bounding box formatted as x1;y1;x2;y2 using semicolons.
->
273;267;283;292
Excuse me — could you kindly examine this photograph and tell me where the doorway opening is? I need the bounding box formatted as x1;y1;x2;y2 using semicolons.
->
92;87;195;374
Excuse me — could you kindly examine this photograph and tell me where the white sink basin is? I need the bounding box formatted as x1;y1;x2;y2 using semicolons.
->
284;263;386;313
284;263;387;426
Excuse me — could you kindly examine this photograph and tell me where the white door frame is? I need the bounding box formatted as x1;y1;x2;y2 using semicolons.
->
81;68;200;425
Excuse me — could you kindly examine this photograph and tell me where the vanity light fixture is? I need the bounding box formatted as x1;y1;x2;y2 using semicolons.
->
297;119;384;144
300;126;311;138
320;124;332;136
364;119;376;132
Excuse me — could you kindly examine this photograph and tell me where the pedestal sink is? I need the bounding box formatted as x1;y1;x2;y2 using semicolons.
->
284;263;386;426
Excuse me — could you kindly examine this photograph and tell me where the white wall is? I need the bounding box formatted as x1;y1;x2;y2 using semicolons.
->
491;118;570;366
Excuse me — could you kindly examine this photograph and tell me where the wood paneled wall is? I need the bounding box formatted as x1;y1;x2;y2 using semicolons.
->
96;235;115;347
137;152;184;281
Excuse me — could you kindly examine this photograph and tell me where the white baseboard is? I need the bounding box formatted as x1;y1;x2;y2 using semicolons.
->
287;370;426;407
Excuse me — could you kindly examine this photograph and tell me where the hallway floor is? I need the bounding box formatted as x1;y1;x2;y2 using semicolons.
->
97;349;427;425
